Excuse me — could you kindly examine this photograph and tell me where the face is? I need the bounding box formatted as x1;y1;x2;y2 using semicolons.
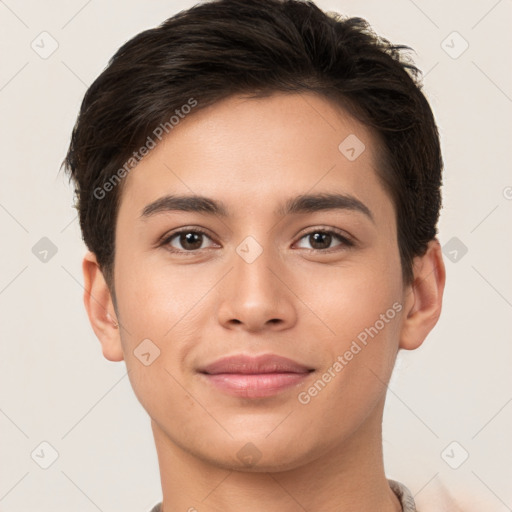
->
111;92;408;471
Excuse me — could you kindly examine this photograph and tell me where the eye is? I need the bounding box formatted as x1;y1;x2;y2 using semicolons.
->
162;229;217;252
295;229;353;251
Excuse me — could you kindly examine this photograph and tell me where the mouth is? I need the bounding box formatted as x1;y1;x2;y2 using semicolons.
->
197;353;315;398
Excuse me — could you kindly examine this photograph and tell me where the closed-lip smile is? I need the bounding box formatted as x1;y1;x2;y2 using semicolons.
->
198;353;315;398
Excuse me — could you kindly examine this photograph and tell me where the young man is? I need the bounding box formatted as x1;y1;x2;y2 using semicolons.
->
63;0;454;510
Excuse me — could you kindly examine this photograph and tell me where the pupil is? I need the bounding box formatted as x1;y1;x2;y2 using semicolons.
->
181;232;202;250
311;232;331;249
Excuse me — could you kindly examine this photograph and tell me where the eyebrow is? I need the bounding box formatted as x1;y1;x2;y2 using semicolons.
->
140;192;374;223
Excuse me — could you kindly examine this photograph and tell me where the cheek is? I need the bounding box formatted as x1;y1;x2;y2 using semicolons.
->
289;279;403;453
300;248;404;393
114;245;199;334
112;253;203;408
295;270;403;426
303;251;402;343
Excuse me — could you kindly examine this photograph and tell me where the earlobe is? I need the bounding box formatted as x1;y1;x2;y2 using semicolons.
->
399;239;446;350
82;251;124;362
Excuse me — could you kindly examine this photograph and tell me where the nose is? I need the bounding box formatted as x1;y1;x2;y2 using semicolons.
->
216;239;297;333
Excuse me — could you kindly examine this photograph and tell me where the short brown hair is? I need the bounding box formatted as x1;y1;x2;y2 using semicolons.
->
63;0;443;290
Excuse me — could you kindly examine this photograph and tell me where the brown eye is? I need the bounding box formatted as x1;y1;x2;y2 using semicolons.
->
177;232;204;250
308;232;332;250
295;229;353;251
163;229;215;252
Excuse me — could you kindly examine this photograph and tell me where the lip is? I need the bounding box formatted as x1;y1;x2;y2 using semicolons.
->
198;354;315;398
198;353;314;375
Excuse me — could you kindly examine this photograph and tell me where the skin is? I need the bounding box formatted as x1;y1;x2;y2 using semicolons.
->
83;92;445;512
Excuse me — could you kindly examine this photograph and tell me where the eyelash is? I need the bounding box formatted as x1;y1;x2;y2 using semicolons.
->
159;227;354;255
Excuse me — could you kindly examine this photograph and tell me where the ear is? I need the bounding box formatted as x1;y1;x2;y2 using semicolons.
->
82;251;124;362
399;239;446;350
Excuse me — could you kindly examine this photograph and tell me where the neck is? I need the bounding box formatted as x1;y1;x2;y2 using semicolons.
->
151;401;402;512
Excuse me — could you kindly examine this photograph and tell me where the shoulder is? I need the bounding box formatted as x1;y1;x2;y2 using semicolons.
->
411;478;490;512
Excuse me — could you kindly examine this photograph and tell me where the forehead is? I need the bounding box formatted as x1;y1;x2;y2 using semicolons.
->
118;92;392;222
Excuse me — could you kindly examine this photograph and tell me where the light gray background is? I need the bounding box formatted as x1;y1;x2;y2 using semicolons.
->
0;1;511;511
